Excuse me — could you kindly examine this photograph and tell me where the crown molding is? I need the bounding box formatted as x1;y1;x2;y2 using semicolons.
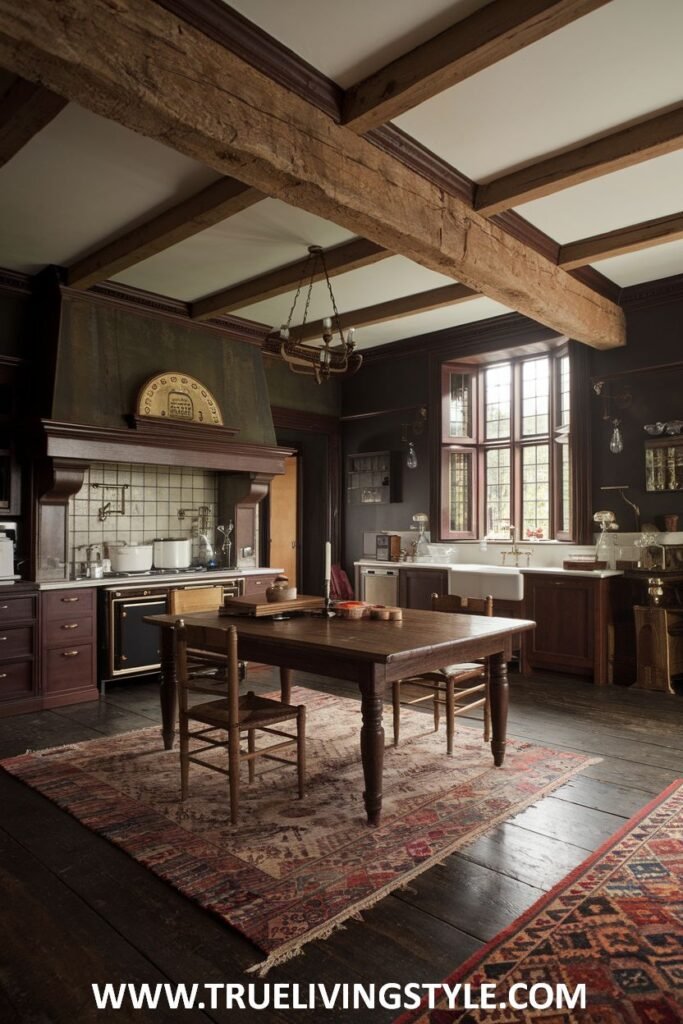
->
0;267;31;296
67;279;271;346
620;271;683;311
362;311;560;365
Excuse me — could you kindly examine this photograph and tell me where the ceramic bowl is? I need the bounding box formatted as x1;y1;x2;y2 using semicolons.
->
643;423;665;436
266;586;297;602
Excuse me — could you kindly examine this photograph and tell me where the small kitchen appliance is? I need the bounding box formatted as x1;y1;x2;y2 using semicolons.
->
0;533;15;579
376;533;401;562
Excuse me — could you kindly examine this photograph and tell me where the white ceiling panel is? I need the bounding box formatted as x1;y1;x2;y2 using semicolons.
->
234;255;455;328
225;0;487;88
395;0;683;182
114;198;357;301
590;238;683;287
353;297;511;349
0;103;219;274
517;151;683;243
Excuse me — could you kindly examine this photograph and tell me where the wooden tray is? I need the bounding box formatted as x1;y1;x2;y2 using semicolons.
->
220;593;325;617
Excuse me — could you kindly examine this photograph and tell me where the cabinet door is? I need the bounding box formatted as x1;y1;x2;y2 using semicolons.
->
524;576;594;673
399;568;448;610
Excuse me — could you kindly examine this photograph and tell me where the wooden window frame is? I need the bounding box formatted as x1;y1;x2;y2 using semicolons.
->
439;347;571;542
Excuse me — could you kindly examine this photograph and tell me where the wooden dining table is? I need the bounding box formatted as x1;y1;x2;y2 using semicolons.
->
145;608;535;826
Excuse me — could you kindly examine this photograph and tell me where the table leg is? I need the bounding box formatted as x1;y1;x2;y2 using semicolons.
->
360;680;384;826
280;666;292;704
160;627;177;751
489;651;509;767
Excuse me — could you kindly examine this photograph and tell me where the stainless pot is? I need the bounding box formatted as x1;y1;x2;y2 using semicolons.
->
153;537;192;569
108;542;153;573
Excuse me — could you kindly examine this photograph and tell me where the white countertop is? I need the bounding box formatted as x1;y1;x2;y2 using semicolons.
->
355;559;623;579
36;567;283;591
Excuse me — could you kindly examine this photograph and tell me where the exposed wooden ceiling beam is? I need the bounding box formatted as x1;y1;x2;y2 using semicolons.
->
192;238;388;321
0;75;66;168
0;0;625;349
476;104;683;215
559;211;683;270
67;177;264;289
295;283;478;341
343;0;611;134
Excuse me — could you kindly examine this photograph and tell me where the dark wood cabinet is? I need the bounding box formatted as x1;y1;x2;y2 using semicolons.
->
522;572;614;685
0;360;21;515
399;567;448;609
41;587;98;707
0;586;39;716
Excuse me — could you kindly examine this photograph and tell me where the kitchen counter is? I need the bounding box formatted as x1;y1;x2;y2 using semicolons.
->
355;559;623;578
35;567;284;591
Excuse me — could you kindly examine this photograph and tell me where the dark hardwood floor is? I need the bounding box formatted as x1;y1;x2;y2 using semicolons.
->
1;667;681;1023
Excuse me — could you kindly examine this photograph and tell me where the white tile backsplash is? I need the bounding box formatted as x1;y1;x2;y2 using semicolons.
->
68;462;218;567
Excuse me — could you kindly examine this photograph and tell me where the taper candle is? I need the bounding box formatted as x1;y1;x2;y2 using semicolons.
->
324;541;331;582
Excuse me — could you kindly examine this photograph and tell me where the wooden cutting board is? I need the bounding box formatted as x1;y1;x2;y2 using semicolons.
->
220;594;325;617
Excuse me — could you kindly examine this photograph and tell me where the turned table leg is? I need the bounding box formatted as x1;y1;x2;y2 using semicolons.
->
360;679;385;826
160;627;177;751
280;666;292;704
489;651;509;767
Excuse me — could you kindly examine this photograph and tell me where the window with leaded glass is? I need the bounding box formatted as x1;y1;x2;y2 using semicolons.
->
440;348;571;541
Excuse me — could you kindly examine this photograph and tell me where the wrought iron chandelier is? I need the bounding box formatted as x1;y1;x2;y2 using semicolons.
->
263;245;362;384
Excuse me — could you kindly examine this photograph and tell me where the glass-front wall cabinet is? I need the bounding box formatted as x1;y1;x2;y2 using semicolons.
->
645;437;683;491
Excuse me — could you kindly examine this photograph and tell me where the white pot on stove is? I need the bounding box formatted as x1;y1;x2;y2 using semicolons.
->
108;542;153;573
153;537;192;569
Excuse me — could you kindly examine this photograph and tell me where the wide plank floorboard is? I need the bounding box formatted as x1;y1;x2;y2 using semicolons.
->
0;668;681;1023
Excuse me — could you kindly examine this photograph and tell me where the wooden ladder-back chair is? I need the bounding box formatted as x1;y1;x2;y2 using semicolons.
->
392;593;493;755
169;585;245;690
175;620;305;824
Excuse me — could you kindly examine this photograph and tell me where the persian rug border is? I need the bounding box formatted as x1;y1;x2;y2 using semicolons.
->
393;778;683;1024
0;692;602;976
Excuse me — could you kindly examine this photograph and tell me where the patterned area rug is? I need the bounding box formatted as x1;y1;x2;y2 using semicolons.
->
394;779;683;1024
2;686;597;974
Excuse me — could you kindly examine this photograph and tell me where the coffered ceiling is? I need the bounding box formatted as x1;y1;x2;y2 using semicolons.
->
0;0;681;351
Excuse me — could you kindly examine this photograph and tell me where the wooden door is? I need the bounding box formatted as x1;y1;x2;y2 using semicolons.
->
268;455;298;585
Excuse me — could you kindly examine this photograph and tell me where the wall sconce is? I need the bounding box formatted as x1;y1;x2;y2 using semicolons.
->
593;380;631;455
401;407;427;470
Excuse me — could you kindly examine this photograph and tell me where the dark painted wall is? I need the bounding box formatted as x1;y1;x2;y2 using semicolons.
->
0;291;29;358
264;354;341;415
590;292;683;531
54;295;276;445
342;351;430;574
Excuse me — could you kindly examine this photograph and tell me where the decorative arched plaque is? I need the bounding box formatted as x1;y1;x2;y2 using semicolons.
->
136;372;223;425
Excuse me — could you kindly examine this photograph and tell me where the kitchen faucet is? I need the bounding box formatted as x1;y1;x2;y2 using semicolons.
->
501;525;531;567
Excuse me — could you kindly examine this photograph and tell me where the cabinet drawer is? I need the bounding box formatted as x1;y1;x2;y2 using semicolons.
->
0;595;35;623
0;625;33;660
0;660;34;701
44;588;95;621
244;575;277;596
44;643;95;694
44;614;94;647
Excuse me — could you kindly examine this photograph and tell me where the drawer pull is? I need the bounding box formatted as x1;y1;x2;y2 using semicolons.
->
0;636;6;641
62;649;80;657
0;604;7;610
0;673;6;679
61;623;79;630
61;596;80;603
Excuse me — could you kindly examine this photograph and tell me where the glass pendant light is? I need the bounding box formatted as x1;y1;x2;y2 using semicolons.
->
609;419;624;454
406;441;418;469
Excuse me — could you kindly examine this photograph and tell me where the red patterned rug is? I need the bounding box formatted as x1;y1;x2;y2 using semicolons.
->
2;686;597;974
394;779;683;1024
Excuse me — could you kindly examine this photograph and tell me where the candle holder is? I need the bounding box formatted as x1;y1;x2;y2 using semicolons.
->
323;578;335;618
